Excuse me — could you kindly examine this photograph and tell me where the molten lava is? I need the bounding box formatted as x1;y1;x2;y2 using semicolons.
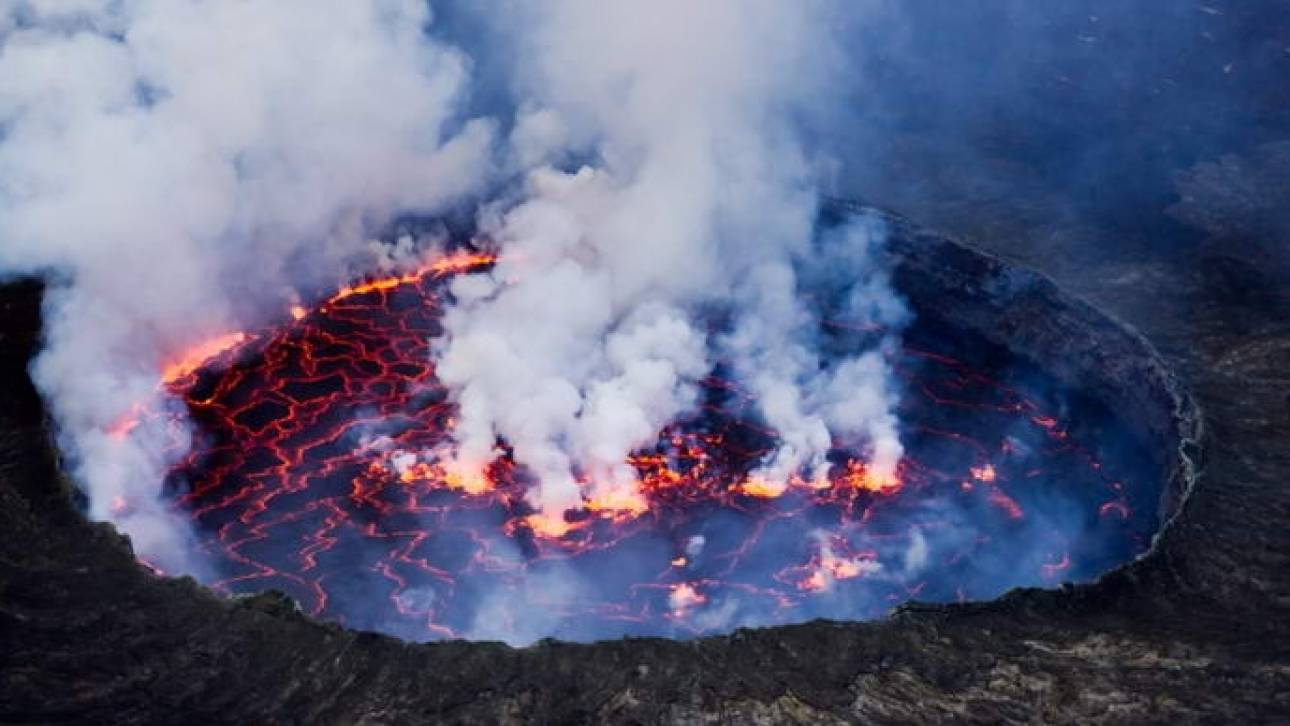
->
161;331;250;385
118;249;1159;642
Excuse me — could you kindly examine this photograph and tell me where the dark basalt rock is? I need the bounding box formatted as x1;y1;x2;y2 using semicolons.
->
4;197;1287;724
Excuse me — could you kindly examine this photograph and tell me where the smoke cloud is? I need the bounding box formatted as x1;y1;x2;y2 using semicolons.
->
0;0;902;629
0;0;496;571
434;1;902;521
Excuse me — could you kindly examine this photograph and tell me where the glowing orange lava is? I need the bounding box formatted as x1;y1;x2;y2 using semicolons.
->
160;331;249;385
326;251;497;306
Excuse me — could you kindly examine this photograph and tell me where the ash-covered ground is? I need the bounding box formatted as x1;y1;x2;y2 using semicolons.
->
3;1;1290;723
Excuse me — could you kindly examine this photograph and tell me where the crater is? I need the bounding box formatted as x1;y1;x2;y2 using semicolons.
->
108;203;1198;644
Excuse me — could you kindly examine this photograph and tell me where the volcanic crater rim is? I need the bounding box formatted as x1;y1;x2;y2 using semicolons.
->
864;202;1204;578
37;203;1205;645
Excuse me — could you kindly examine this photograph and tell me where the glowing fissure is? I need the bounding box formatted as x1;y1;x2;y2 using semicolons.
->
110;252;1157;643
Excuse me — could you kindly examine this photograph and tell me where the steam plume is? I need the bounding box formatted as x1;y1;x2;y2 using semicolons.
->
0;1;905;583
0;0;494;570
436;0;905;520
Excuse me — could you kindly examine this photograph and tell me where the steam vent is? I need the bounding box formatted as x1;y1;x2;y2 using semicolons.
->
3;2;1290;724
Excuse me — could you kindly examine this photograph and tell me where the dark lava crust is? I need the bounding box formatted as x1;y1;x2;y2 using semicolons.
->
3;200;1287;725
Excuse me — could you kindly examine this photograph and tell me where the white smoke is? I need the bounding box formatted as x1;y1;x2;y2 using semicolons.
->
727;216;908;491
436;0;905;518
0;0;494;570
0;0;906;578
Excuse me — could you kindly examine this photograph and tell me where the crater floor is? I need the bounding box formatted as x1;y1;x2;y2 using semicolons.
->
144;218;1165;645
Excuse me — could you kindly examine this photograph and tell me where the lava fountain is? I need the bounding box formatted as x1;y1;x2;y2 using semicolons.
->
113;209;1171;643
